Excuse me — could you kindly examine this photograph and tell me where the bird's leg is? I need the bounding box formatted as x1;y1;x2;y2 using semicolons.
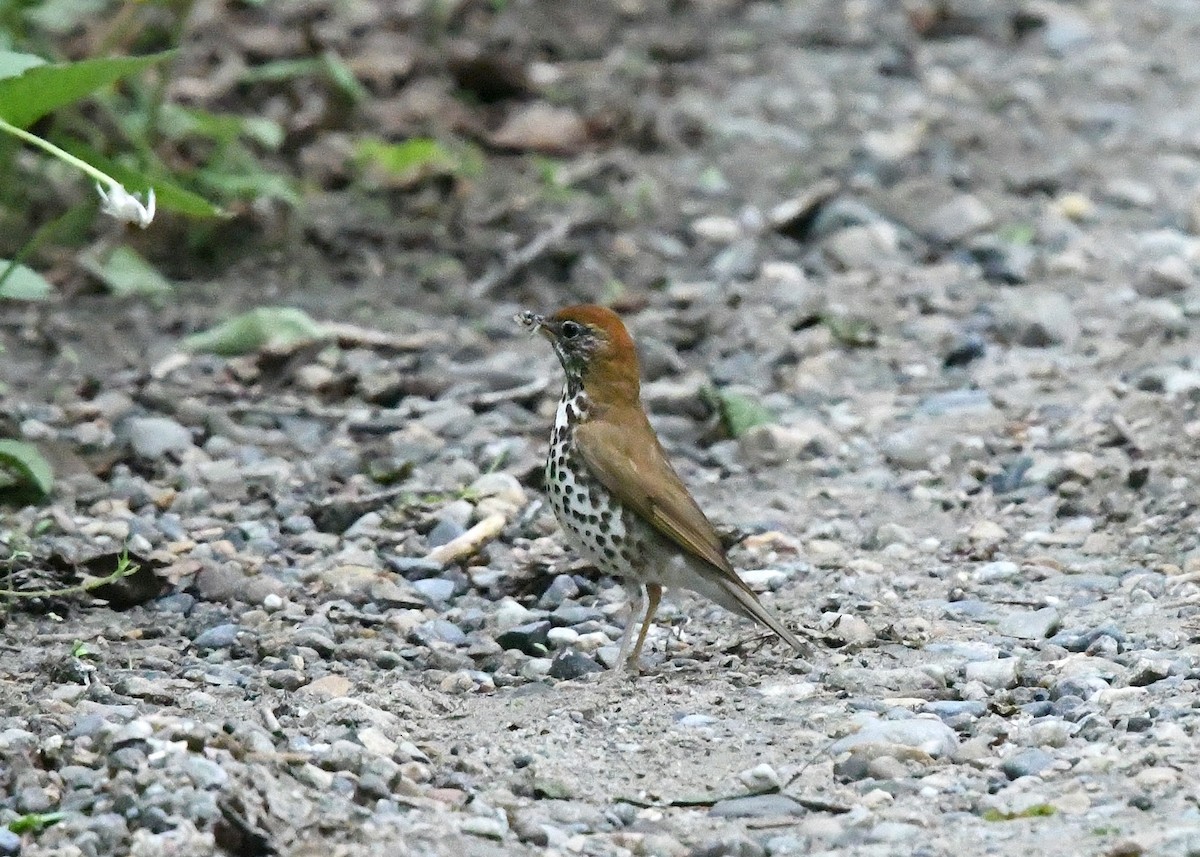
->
626;583;662;669
615;583;645;669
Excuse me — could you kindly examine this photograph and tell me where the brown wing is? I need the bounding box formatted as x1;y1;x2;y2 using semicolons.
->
575;412;734;574
577;410;810;655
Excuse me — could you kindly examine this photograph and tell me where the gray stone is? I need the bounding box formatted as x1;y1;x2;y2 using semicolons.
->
998;607;1060;640
922;700;986;728
538;574;580;610
281;514;315;534
830;717;958;758
126;416;194;459
1049;625;1124;653
385;555;444;577
973;561;1020;583
970;236;1036;284
1136;255;1195;297
964;657;1020;690
709;794;805;818
410;619;467;647
293;627;338;656
1120;299;1188;345
192;623;239;650
676;714;718;728
1001;748;1055;780
495;621;552;656
924;194;995;244
184;755;230;789
469;472;527;508
427;517;466;548
1128;657;1172;687
691;833;766;857
411;577;455;603
548;650;603;680
991;291;1078;347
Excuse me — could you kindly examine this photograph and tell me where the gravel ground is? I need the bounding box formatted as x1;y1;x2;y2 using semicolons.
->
5;1;1200;855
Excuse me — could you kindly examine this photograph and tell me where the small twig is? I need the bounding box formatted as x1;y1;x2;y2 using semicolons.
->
426;514;507;567
465;377;550;409
322;322;444;352
469;217;584;298
310;485;416;511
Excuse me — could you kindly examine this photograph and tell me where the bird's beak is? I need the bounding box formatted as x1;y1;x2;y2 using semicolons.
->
515;310;553;340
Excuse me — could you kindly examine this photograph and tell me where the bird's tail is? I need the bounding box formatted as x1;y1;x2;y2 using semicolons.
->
701;572;809;655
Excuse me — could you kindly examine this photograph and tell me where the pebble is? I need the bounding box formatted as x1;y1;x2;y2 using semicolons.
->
1001;748;1056;780
427;517;467;548
709;794;803;818
548;650;603;680
998;608;1060;640
494;598;535;631
739;568;789;591
192;623;239;650
125;416;194;459
411;619;468;647
738;763;782;794
412;577;455;603
964;657;1020;690
496;621;552;656
831;716;959;758
991;291;1079;347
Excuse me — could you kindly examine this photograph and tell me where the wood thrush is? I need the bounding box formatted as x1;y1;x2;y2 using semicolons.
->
517;304;807;670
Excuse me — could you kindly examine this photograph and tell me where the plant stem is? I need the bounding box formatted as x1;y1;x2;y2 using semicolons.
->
0;116;120;191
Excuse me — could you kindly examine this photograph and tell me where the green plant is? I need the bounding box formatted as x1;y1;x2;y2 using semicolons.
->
7;811;66;834
0;549;140;600
982;804;1056;822
0;439;54;502
0;0;311;299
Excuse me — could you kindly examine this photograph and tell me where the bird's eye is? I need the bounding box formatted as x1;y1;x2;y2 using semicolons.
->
560;321;582;339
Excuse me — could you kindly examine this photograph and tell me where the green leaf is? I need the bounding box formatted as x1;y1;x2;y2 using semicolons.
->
822;313;878;348
197;168;300;206
7;811;66;834
158;104;285;150
704;388;776;438
983;804;1056;822
183;307;328;356
80;246;172;297
320;50;370;103
355;137;481;189
58;138;226;218
0;439;54;499
998;223;1036;246
0;51;174;129
237;57;324;84
0;50;46;80
0;260;52;300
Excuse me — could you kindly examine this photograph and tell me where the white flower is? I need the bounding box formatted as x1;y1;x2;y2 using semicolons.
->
96;183;155;229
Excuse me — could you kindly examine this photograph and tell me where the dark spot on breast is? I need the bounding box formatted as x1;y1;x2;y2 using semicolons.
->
557;471;567;482
595;533;607;546
603;547;616;560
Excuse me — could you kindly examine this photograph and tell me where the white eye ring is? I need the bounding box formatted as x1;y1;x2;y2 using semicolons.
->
560;321;582;339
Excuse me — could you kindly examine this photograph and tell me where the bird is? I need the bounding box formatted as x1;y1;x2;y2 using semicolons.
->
516;304;808;670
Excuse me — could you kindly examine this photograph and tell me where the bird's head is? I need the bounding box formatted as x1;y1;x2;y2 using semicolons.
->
516;304;640;403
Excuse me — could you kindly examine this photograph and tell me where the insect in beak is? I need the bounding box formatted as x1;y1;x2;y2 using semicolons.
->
515;310;548;338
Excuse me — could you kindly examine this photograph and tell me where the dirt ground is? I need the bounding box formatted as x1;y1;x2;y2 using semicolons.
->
5;1;1200;855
